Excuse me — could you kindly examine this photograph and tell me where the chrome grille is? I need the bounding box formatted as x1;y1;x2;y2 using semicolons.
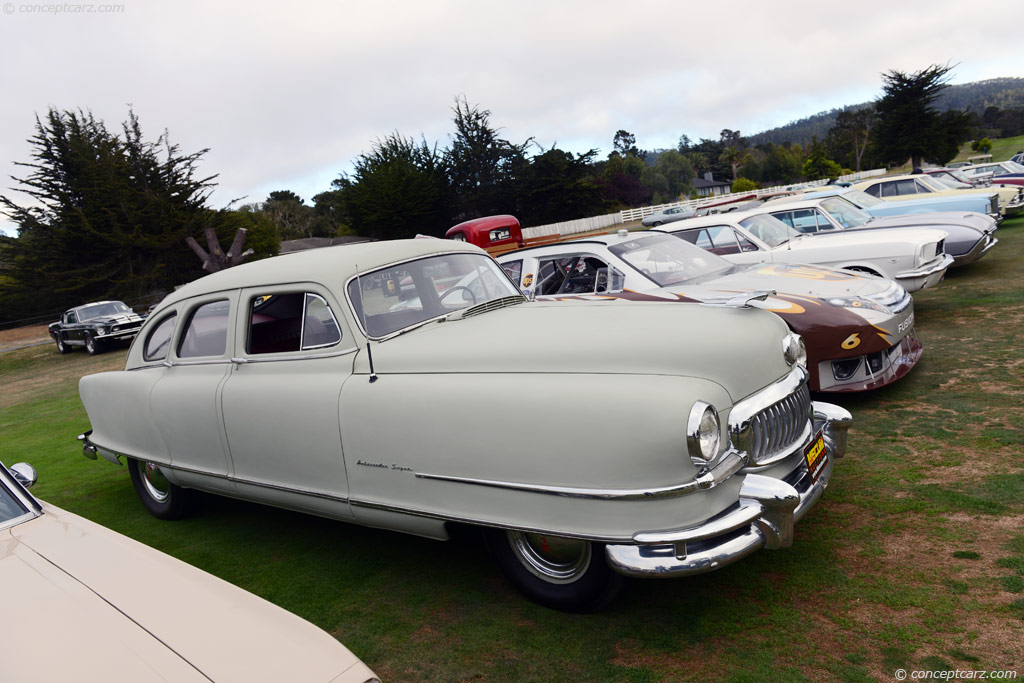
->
730;370;812;466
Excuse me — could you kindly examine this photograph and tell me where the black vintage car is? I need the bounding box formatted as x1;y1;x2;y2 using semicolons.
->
48;301;146;355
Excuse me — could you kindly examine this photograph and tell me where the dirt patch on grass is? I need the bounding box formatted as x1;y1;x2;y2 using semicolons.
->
0;324;52;351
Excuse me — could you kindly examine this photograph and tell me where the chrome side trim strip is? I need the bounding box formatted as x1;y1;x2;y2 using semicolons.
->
77;437;351;504
130;347;358;370
414;448;748;500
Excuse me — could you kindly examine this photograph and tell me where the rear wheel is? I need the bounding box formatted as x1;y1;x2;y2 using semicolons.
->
485;528;624;612
127;458;196;520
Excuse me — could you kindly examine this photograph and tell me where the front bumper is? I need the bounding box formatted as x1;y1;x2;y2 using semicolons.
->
894;253;954;292
951;234;998;268
605;402;852;578
815;329;923;392
95;328;141;342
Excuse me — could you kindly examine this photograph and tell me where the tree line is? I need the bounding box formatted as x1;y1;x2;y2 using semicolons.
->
0;65;991;323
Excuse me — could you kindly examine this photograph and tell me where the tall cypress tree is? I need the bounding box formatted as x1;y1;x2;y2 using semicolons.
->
0;108;218;318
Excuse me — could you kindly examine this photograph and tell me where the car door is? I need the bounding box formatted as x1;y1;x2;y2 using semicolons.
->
219;286;357;519
148;295;237;493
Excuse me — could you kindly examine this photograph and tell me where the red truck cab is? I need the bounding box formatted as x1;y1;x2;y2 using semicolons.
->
446;215;525;255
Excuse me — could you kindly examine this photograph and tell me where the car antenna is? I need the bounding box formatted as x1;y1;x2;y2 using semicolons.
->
355;264;378;383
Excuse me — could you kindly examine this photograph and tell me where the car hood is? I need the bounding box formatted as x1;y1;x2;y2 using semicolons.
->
668;262;892;300
357;299;794;404
784;227;947;255
87;313;145;325
4;505;375;683
856;213;991;235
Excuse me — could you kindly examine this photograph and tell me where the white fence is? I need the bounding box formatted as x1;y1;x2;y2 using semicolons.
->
523;168;887;240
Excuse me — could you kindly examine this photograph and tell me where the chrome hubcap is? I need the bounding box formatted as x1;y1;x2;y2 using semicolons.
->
139;461;170;502
507;531;591;584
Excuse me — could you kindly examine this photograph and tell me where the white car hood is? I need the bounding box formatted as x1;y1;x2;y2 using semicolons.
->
861;212;993;234
5;505;376;683
784;227;947;256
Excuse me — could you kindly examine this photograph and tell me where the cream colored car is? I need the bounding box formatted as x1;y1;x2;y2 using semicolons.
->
852;173;1022;218
0;461;378;683
78;239;852;612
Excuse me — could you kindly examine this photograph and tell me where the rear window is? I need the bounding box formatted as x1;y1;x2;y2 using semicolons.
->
143;314;177;362
178;300;230;358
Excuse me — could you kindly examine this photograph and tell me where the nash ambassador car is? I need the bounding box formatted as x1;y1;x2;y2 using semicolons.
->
0;461;378;682
497;231;920;393
49;300;146;355
78;239;852;612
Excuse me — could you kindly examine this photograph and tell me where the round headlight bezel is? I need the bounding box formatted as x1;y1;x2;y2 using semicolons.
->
687;401;721;466
783;333;807;368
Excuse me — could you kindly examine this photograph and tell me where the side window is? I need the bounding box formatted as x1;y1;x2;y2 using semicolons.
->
894;179;919;196
776;209;818;233
248;292;342;355
913;179;934;194
143;314;177;362
863;184;881;198
302;294;342;349
66;311;78;324
178;300;230;358
672;228;705;247
734;230;759;251
535;255;610;295
501;259;523;285
878;182;898;198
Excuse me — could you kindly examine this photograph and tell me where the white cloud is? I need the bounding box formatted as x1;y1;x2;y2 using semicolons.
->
2;0;1023;234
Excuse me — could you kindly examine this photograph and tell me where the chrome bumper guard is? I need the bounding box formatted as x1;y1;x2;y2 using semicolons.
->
605;401;852;578
894;253;954;281
78;431;121;465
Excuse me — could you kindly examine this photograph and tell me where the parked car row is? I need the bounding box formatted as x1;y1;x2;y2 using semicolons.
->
57;167;1006;624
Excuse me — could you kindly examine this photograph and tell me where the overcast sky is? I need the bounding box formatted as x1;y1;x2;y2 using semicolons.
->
2;0;1023;236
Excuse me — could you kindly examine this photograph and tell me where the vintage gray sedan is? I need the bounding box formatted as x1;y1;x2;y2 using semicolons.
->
79;239;852;612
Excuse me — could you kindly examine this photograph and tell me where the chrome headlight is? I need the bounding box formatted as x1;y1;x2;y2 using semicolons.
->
687;401;721;466
782;333;807;368
98;326;109;335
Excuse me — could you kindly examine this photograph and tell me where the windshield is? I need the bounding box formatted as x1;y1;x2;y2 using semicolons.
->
820;197;872;227
608;233;731;286
0;472;30;528
840;189;882;208
347;252;522;338
931;171;972;189
78;301;133;321
739;214;802;247
916;175;950;193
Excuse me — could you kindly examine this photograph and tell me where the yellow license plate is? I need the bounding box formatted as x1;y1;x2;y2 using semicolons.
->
804;430;828;482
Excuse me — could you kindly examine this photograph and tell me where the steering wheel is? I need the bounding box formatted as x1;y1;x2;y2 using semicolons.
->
438;285;478;306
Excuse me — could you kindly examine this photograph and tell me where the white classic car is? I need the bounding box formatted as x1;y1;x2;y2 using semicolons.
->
78;239;852;612
0;461;378;682
497;231;921;393
654;210;953;292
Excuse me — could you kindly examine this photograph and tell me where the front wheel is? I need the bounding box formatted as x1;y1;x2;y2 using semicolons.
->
55;334;71;354
84;332;99;355
484;528;624;612
127;458;196;520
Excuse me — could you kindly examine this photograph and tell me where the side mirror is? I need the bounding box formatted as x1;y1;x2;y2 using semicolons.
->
10;462;37;489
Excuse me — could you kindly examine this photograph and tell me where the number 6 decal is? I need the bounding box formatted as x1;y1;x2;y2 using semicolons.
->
841;333;861;350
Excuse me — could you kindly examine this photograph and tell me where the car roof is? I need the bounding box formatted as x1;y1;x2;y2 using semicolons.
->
162;239;484;307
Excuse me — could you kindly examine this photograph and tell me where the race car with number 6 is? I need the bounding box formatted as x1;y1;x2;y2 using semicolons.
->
498;231;920;393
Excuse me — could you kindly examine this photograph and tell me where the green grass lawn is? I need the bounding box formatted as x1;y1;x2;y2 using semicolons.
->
951;134;1024;163
3;221;1023;681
